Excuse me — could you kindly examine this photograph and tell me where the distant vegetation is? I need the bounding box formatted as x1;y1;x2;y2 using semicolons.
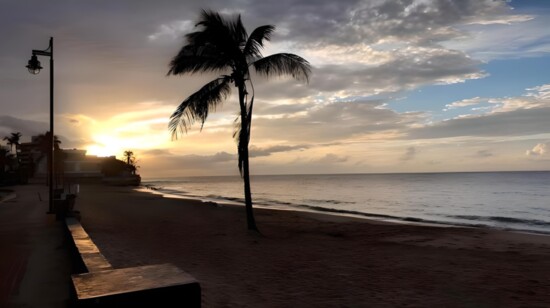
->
1;132;26;185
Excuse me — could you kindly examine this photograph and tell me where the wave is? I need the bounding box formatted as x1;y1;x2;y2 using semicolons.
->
304;199;357;205
450;215;550;227
141;182;550;235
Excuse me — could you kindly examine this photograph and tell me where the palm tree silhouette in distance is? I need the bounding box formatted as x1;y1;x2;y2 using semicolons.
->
124;150;134;165
168;10;311;231
3;132;22;154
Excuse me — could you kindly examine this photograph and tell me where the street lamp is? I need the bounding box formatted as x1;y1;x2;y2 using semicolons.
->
27;37;54;213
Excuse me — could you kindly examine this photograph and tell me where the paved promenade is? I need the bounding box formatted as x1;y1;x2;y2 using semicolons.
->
0;183;70;307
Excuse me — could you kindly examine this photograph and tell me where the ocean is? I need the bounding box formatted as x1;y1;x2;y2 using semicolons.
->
142;171;550;234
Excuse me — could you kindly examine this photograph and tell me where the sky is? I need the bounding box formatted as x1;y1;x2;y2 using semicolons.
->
0;0;549;177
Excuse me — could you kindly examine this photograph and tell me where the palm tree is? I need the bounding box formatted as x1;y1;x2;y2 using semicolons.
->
123;150;134;165
3;132;22;154
168;10;311;231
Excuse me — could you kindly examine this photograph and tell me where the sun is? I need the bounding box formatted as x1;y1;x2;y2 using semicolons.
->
85;130;171;158
85;135;123;157
86;144;118;157
82;111;173;158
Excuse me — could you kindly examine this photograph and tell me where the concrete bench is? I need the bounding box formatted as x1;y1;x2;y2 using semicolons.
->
65;218;201;307
65;218;112;272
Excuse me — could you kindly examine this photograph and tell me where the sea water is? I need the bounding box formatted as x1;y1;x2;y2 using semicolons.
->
143;171;550;234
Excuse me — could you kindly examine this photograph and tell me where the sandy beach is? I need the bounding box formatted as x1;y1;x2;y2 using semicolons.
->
74;184;550;307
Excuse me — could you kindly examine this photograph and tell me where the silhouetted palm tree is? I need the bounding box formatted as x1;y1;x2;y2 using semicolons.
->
168;10;311;231
123;150;134;165
3;132;22;154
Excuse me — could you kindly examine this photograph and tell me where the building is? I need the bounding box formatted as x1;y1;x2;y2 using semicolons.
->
19;136;112;181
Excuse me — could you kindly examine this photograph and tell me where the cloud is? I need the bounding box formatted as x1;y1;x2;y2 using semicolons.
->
1;0;548;176
441;84;550;115
253;101;314;116
303;46;487;100
249;144;310;157
316;153;348;164
445;97;487;110
142;150;237;166
409;84;550;139
0;116;48;139
267;0;526;46
474;150;493;158
253;99;426;143
409;107;550;139
148;20;194;41
442;15;548;61
400;146;417;161
526;143;548;157
142;149;173;156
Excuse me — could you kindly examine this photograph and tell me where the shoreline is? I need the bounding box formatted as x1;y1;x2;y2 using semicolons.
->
76;183;550;307
137;185;550;237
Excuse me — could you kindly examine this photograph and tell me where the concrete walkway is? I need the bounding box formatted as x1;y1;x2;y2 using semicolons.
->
0;184;71;308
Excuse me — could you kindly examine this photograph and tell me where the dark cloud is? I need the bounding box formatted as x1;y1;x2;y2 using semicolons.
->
139;150;238;176
0;116;47;139
474;150;494;158
250;0;517;47
407;107;550;139
254;99;425;142
249;144;310;157
400;146;416;161
316;153;348;164
142;149;173;156
310;49;484;95
142;148;235;163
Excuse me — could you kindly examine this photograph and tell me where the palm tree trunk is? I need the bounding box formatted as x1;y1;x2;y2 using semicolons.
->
242;145;258;231
238;83;259;232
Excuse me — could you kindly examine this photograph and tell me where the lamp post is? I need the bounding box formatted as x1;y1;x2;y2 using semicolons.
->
26;37;54;213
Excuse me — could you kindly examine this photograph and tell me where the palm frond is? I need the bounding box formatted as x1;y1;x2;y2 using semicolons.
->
229;14;248;49
169;76;232;139
196;10;247;44
167;44;233;75
244;25;275;58
191;10;246;59
252;53;311;82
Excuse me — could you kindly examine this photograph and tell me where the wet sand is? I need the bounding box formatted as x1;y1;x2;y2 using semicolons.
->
76;184;550;307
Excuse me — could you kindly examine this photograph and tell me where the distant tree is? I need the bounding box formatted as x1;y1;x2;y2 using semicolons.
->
167;10;311;231
123;150;138;175
123;150;134;165
3;132;22;154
